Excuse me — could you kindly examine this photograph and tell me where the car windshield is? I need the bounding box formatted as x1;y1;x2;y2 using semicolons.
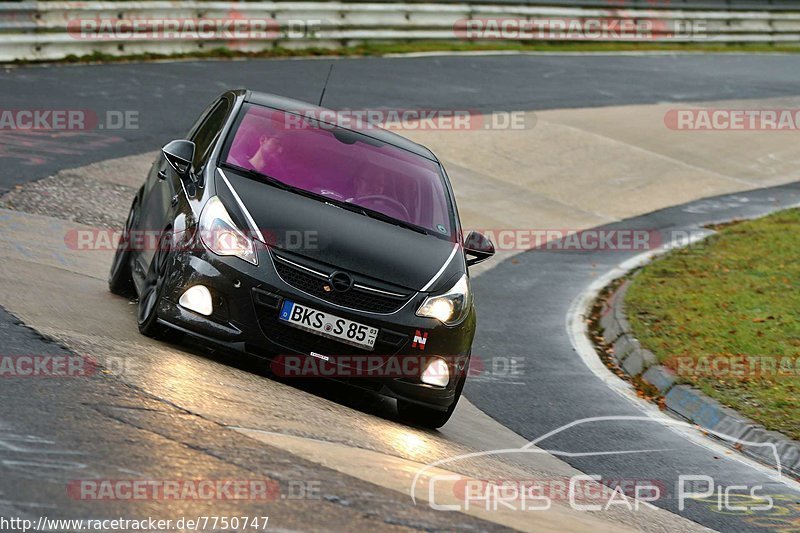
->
222;104;454;238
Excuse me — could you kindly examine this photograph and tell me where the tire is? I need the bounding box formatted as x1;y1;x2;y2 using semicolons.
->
137;231;174;339
108;197;138;297
397;369;467;430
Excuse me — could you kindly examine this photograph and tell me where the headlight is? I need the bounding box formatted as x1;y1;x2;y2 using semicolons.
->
416;274;471;326
199;196;257;265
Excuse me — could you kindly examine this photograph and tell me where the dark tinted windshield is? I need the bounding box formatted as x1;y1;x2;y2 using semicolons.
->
223;104;454;237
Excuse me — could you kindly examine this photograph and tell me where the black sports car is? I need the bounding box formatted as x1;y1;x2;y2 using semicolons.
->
109;90;495;428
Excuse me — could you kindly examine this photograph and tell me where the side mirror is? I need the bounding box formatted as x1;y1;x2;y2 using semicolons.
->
162;140;196;179
464;231;495;267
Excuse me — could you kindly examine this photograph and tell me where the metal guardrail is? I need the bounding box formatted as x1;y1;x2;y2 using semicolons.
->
0;2;36;32
2;0;799;9
1;1;799;62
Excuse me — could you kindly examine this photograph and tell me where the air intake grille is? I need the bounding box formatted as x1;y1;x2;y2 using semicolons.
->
272;255;412;314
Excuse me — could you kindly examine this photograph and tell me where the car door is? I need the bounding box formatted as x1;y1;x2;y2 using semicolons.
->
136;154;180;277
138;98;231;271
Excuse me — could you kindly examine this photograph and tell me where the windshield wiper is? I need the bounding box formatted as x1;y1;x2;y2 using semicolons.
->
314;195;428;235
347;203;430;235
222;164;336;204
222;163;292;192
222;163;431;235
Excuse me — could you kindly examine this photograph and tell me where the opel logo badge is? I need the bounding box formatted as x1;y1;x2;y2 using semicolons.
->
328;271;354;293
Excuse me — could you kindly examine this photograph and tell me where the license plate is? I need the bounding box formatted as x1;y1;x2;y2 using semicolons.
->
279;300;379;351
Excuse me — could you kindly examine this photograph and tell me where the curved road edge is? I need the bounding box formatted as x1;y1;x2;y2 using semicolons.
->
565;203;800;485
466;180;800;531
592;262;800;480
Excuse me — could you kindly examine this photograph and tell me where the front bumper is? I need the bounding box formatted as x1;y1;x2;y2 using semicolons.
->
157;240;475;411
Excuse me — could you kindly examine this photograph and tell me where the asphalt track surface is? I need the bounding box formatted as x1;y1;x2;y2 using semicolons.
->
0;306;516;532
2;53;800;531
3;53;800;191
467;182;800;531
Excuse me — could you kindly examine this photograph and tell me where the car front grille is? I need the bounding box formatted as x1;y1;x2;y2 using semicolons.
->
270;252;413;314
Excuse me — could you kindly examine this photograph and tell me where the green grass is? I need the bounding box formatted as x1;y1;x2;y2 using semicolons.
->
12;40;800;66
626;208;800;440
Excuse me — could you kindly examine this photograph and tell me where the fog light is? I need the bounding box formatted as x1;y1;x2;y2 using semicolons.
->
179;285;213;316
421;358;449;387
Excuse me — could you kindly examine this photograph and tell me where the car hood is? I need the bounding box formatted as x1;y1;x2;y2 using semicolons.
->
218;170;460;292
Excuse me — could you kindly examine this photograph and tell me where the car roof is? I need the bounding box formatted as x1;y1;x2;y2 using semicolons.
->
239;89;438;161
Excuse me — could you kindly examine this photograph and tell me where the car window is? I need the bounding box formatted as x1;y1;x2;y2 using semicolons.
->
222;104;455;239
185;99;218;139
190;99;230;170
